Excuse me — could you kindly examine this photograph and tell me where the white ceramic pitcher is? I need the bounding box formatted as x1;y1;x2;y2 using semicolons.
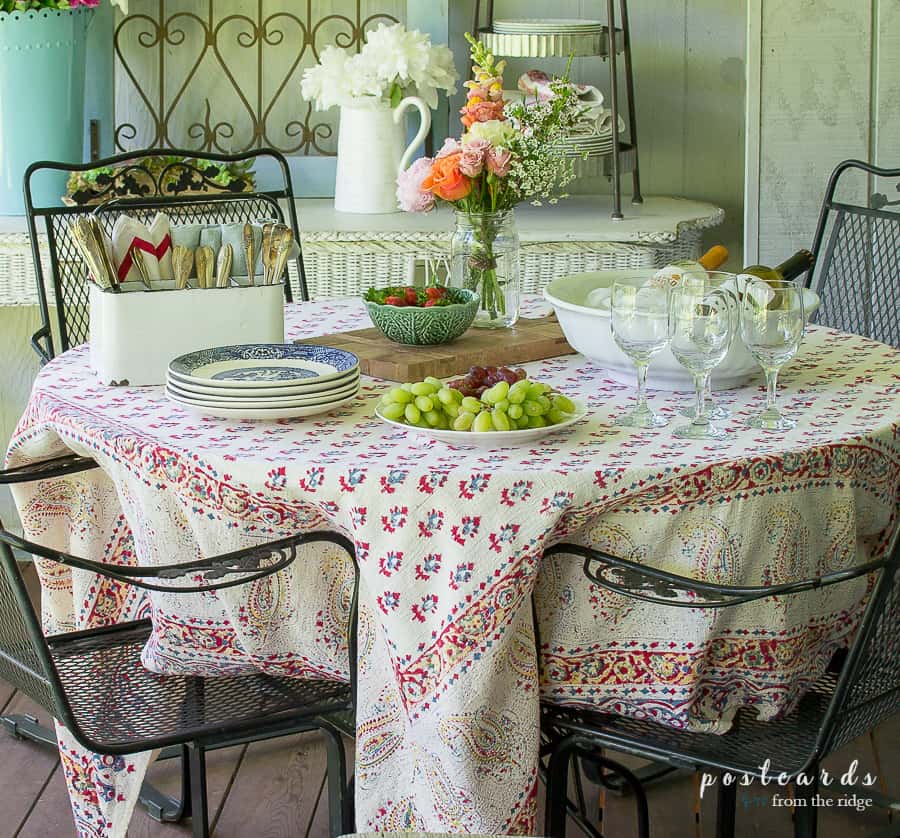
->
334;96;431;214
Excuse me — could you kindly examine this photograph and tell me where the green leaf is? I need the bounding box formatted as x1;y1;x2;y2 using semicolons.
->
389;82;402;109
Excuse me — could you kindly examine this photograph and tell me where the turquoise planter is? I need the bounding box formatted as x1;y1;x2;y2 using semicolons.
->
0;9;91;215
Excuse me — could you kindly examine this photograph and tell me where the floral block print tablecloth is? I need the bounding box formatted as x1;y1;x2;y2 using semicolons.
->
6;296;900;838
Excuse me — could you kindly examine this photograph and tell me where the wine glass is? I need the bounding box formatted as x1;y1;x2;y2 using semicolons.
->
739;277;805;431
610;281;670;428
668;277;735;440
676;271;737;422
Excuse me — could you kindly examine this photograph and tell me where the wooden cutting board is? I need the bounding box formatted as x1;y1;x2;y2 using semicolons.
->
302;316;575;382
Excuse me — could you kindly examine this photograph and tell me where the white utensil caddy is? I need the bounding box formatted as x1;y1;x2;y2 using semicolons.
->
89;281;285;386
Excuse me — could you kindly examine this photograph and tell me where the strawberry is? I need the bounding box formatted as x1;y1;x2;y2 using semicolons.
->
385;295;405;307
425;286;446;301
424;299;438;307
404;287;419;306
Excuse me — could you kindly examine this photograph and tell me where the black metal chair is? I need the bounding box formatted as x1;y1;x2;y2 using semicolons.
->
23;148;309;363
539;527;900;838
0;454;357;838
806;159;900;348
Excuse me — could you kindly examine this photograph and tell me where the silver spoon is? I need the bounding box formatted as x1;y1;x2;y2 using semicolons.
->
172;245;194;290
215;243;233;289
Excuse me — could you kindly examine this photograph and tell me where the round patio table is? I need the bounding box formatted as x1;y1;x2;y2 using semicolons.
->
7;296;899;838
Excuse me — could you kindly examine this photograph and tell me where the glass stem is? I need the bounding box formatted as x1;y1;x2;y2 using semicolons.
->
764;367;780;412
693;373;709;426
635;362;649;412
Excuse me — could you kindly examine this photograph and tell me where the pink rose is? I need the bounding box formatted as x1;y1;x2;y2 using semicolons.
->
436;137;461;159
458;139;490;178
486;146;513;178
396;157;436;213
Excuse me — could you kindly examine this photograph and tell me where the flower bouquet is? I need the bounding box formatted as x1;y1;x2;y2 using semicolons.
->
397;34;584;327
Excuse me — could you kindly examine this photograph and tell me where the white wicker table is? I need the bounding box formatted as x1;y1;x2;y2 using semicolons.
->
0;194;722;305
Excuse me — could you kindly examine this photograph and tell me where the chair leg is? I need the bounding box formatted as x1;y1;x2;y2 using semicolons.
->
545;735;650;838
321;725;353;837
793;767;819;838
139;743;193;823
545;733;577;838
188;744;210;838
715;776;737;838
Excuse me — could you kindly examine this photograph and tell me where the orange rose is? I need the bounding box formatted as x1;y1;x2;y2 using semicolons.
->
421;152;473;202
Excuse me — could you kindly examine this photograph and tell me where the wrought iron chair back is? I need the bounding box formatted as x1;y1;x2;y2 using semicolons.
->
0;455;361;752
0;454;358;836
540;529;900;838
0;525;58;721
23;148;308;363
0;455;100;721
545;527;900;761
807;159;900;348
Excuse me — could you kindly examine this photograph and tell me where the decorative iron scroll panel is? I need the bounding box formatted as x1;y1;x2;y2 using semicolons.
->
114;0;404;156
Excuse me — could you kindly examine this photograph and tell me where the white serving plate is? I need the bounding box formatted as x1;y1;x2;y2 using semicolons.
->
166;376;361;407
166;391;359;420
375;401;588;447
494;18;604;31
544;271;821;392
168;344;359;389
166;369;360;399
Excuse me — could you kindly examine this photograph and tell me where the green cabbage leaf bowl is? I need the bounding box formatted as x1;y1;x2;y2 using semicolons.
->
363;287;479;345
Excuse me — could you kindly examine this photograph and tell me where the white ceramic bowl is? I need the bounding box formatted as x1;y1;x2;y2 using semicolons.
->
544;270;820;392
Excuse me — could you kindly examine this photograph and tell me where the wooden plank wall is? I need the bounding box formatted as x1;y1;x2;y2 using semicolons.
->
745;0;900;265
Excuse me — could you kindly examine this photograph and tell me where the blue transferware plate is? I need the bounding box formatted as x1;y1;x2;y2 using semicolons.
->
168;344;359;389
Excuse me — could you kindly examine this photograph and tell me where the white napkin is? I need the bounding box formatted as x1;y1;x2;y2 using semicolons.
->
111;212;173;284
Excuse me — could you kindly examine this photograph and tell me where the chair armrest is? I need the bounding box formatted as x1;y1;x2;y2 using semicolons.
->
1;454;99;484
0;529;355;594
543;542;885;608
30;325;53;365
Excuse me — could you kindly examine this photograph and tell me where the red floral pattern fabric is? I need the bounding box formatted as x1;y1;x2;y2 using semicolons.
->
6;297;899;837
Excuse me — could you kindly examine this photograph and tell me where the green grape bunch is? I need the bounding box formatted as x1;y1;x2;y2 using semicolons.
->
377;375;578;433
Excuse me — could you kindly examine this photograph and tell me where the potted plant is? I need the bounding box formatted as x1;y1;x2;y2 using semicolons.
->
0;0;124;214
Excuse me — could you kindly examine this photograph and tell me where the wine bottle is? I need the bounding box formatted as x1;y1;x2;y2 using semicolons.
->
741;249;815;283
740;249;814;307
652;245;730;286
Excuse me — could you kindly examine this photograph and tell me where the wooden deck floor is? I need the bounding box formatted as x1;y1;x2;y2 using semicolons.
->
1;565;898;838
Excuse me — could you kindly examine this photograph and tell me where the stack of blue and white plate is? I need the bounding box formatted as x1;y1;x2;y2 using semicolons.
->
166;344;360;419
